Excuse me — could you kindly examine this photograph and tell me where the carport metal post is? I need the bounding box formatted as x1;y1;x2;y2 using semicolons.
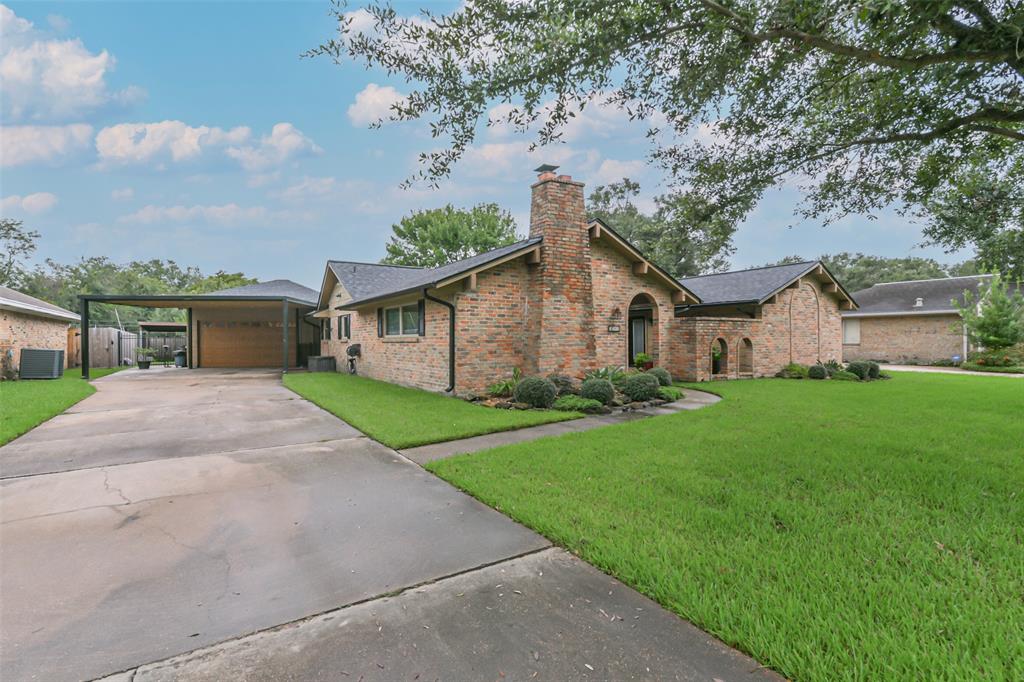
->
187;307;194;368
281;299;289;374
80;296;90;380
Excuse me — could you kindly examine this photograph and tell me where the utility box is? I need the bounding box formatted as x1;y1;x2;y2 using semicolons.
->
19;348;65;379
307;356;337;372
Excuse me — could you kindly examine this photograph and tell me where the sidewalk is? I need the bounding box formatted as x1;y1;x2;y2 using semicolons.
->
400;388;721;464
882;364;1023;378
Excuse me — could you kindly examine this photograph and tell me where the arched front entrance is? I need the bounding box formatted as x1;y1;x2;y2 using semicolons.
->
627;293;658;366
711;338;728;376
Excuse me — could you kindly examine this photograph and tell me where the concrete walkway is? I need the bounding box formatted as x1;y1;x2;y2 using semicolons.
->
402;388;721;464
2;369;772;682
882;364;1024;378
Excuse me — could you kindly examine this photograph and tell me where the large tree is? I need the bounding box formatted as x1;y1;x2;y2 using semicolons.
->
315;0;1022;263
764;251;965;291
382;203;519;267
589;179;733;277
0;218;40;287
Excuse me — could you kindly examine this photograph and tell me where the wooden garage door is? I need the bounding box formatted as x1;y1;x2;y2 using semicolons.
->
198;321;295;368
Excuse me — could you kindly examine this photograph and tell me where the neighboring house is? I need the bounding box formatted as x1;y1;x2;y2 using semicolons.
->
841;275;1009;364
0;286;80;373
313;168;856;393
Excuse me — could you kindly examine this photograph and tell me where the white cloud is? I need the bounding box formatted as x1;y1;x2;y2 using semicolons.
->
46;13;71;33
118;203;270;225
348;83;407;127
110;187;133;201
1;191;58;214
0;4;144;123
95;120;250;166
225;122;322;171
277;176;337;201
461;141;581;178
592;158;647;185
0;123;93;166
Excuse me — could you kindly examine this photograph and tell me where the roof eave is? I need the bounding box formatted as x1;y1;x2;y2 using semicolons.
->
0;300;80;323
841;309;960;318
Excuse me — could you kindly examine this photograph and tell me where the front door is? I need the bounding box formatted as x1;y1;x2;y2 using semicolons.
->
629;316;646;365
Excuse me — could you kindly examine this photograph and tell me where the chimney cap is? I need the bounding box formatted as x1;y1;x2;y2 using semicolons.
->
534;163;560;174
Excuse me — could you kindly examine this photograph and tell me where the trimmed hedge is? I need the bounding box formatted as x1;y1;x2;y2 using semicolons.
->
647;367;672;386
808;365;828;380
832;370;860;381
619;373;661;401
846;361;872;380
513;376;557;408
658;386;683;401
580;378;615;405
866;361;881;379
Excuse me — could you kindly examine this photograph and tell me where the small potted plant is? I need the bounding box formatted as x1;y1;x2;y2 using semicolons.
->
633;352;654;370
136;347;156;369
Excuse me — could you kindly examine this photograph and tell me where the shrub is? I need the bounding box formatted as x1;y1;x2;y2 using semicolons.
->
513;376;557;408
846;361;872;380
619;372;661;401
580;378;615;405
775;363;809;379
584;365;626;384
552;395;604;413
823;359;843;376
647;367;672;386
633;352;652;366
547;373;578;396
831;370;860;381
658;386;683;401
866;361;881;379
961;362;1024;374
808;365;828;380
487;367;522;397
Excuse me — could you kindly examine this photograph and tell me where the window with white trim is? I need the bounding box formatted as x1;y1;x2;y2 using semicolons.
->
340;314;351;339
321;318;332;341
843;318;861;345
384;304;419;336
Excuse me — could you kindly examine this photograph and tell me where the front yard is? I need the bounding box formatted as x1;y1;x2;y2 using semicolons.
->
0;367;122;446
428;373;1024;680
283;372;581;449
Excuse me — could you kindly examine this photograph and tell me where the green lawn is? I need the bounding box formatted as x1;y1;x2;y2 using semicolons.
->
283;372;581;449
428;373;1024;681
0;367;122;446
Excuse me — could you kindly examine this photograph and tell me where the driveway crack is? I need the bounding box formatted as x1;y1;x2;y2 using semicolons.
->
102;470;133;506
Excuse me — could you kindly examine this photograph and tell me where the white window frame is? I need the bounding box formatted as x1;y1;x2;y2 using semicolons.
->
384;303;419;336
843;318;861;345
339;314;351;340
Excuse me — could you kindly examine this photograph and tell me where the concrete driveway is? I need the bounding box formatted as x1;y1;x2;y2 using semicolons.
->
1;368;775;682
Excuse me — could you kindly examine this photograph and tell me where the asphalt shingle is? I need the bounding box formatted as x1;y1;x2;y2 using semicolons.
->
678;262;819;305
209;279;319;304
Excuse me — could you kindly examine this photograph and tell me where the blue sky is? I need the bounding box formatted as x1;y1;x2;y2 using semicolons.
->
1;1;968;290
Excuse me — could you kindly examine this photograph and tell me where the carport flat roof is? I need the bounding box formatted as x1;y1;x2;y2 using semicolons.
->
79;294;316;308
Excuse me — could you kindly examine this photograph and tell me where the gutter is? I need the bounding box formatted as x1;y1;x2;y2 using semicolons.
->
423;288;456;393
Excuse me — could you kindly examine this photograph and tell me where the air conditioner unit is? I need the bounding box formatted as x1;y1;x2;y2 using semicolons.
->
19;348;65;380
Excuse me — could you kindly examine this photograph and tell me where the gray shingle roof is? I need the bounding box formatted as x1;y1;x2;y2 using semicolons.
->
328;262;426;301
678;261;820;305
209;279;318;304
843;275;1007;316
335;238;543;308
0;285;80;322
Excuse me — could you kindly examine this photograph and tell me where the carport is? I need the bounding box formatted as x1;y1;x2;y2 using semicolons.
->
79;280;319;378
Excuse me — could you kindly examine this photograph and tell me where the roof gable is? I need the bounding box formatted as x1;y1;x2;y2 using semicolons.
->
678;261;856;309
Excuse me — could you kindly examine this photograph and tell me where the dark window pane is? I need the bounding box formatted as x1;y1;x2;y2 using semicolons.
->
385;308;400;335
401;305;419;334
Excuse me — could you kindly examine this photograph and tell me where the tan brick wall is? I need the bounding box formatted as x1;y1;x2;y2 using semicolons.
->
668;277;844;381
0;310;70;371
842;314;964;363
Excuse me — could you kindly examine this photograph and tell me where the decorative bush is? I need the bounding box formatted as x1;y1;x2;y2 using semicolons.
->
487;367;522;397
633;352;652;366
646;367;672;386
552;395;604;413
808;365;828;380
547;373;578;396
614;368;642;388
580;378;615;405
823;359;843;376
775;362;809;379
658;386;683;401
584;365;626;384
619;372;661;401
866;361;881;379
846;361;872;380
512;376;557;408
961;362;1024;374
831;370;860;381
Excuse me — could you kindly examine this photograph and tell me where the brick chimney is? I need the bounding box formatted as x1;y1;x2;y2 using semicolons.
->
526;167;596;376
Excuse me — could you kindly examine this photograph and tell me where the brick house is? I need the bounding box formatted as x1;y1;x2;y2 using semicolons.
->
840;275;1014;364
1;286;80;374
314;168;855;393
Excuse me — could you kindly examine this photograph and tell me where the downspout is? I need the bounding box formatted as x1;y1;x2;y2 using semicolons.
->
423;288;456;392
